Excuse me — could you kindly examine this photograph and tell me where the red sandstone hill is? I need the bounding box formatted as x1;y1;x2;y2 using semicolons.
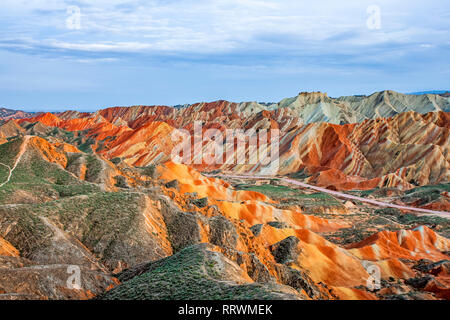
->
15;105;450;192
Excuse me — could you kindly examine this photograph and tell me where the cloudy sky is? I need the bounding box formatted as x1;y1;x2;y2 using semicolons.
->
0;0;449;111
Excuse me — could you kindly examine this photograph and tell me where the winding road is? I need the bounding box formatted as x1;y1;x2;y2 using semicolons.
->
208;173;450;219
0;136;30;188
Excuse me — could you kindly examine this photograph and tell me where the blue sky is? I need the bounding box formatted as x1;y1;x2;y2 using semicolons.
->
0;0;449;112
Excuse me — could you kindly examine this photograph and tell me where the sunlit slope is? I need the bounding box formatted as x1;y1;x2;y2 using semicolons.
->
15;97;450;191
156;161;450;300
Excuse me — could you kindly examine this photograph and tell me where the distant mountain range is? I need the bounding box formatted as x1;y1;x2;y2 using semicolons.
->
0;108;35;121
408;90;450;95
2;90;449;119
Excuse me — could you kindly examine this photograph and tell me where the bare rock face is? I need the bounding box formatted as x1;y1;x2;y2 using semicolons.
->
270;236;301;265
156;195;203;252
220;248;274;284
414;259;450;275
0;256;117;300
164;179;179;190
192;197;208;208
405;276;435;289
272;263;334;300
267;221;290;229
207;215;239;249
250;224;264;236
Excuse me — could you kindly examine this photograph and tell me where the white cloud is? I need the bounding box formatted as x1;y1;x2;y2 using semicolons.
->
75;57;119;63
0;0;448;60
49;40;152;52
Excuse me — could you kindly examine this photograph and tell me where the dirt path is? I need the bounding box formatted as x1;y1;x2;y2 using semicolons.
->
210;174;450;219
0;136;30;188
0;163;12;188
39;216;109;273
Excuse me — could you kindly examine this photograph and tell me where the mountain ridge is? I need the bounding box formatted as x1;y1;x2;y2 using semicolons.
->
2;90;450;124
7;99;450;192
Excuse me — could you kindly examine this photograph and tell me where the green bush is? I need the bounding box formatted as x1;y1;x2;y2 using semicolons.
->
142;165;157;178
114;175;129;188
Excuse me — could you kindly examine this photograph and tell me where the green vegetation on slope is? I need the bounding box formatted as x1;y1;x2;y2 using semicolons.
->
101;245;296;300
235;183;340;206
0;206;51;257
0;138;100;203
85;155;104;182
0;190;157;267
401;184;450;205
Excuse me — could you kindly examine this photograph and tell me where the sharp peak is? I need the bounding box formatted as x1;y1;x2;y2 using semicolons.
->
37;111;59;117
379;90;402;95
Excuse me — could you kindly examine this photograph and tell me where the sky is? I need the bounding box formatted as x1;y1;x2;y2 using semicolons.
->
0;0;449;112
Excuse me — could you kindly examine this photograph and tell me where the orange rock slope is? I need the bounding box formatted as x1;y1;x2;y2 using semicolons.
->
0;237;19;257
158;161;450;300
159;161;347;233
17;106;450;192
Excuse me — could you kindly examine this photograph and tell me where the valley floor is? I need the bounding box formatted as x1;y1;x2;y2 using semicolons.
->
0;137;448;300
